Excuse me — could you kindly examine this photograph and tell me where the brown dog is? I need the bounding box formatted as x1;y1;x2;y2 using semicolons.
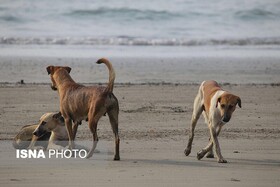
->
184;80;241;163
46;58;120;160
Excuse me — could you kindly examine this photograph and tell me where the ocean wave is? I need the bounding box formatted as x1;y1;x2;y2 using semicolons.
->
0;15;24;22
1;37;280;46
1;1;279;42
65;7;180;20
235;8;279;20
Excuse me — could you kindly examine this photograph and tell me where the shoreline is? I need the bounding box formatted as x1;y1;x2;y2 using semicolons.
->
1;52;280;85
1;82;280;87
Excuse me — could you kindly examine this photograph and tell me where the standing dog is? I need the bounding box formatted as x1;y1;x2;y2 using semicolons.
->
46;58;120;160
184;80;241;163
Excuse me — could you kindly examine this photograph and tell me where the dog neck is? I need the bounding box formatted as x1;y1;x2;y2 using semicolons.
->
54;69;76;90
51;125;68;140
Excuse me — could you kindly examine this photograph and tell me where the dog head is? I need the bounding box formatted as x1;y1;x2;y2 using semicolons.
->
46;66;71;90
216;93;241;123
33;112;65;138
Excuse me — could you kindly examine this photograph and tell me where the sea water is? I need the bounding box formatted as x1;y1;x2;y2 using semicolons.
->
0;0;280;47
0;0;280;84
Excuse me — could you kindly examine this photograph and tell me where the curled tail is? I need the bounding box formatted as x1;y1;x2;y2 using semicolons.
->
96;58;115;93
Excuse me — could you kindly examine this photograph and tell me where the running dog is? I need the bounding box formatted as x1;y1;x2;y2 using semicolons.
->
184;80;241;163
46;58;120;160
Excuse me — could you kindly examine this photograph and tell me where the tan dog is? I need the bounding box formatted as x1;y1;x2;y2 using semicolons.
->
184;80;241;163
13;124;50;149
13;112;70;149
46;58;120;160
28;112;68;150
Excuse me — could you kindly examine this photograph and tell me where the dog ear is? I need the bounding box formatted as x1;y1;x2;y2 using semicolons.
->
58;116;65;123
64;66;71;74
237;97;242;108
46;66;54;75
53;112;65;123
53;112;61;119
216;97;221;108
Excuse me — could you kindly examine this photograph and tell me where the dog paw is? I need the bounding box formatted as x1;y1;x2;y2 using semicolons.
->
65;144;74;150
86;155;91;159
86;152;94;159
48;145;65;151
29;146;44;150
184;149;191;156
197;150;206;160
114;155;120;161
206;152;214;158
218;158;228;163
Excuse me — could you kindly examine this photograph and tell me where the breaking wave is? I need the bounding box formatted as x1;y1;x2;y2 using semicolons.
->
1;36;280;46
66;7;180;20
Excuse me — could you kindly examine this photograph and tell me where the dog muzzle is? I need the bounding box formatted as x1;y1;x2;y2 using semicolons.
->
33;130;47;138
51;85;57;91
221;116;230;123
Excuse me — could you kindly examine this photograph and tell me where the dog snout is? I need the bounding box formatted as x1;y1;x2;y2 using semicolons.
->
222;115;231;123
51;85;57;90
33;130;40;137
33;129;45;138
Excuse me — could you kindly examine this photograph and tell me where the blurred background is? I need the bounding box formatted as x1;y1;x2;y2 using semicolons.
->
0;0;280;84
0;0;280;48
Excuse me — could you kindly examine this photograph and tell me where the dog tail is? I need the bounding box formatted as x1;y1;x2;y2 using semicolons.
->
96;58;115;93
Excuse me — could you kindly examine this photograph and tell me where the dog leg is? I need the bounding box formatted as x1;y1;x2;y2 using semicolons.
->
197;140;213;160
47;143;65;150
65;118;75;150
28;135;44;150
205;137;214;158
86;122;98;159
27;135;39;149
72;121;80;140
209;124;227;163
86;107;105;159
108;109;120;161
206;125;223;158
205;148;214;158
185;94;203;156
197;125;223;160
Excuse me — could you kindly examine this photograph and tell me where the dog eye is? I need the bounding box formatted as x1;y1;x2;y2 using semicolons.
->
229;105;233;109
40;121;47;126
221;104;225;108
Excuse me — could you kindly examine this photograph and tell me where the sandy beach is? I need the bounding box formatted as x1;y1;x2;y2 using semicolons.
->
0;55;279;187
1;0;280;186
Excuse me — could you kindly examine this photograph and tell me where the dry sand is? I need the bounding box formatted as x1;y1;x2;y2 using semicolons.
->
0;82;279;187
